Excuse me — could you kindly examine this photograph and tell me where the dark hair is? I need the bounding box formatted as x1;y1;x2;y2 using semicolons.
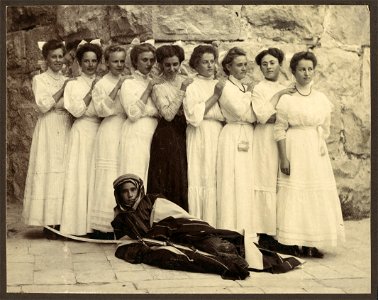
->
104;45;126;62
255;47;284;66
65;39;82;52
42;39;66;59
76;43;103;65
130;43;156;69
290;51;317;73
221;47;246;76
156;45;185;64
189;45;217;70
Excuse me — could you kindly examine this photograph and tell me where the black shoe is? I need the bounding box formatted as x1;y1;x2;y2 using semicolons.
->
275;242;301;256
43;227;59;240
258;234;279;251
302;246;324;258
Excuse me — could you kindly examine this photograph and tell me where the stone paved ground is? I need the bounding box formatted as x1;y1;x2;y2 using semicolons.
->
5;201;373;296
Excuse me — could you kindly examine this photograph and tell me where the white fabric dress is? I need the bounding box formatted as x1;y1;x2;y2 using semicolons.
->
22;68;73;226
60;74;101;235
217;76;257;238
183;75;225;227
89;73;127;232
118;71;159;188
251;79;285;235
274;90;345;247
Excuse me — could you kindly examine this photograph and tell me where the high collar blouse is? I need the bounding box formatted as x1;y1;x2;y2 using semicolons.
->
32;68;67;114
63;73;98;118
251;78;285;124
120;70;159;121
91;72;125;118
183;75;225;127
218;75;256;123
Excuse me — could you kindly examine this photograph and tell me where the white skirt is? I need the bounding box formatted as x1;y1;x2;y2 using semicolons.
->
186;120;222;227
251;123;278;235
217;123;255;235
22;109;72;226
118;117;158;188
89;114;126;232
276;126;345;247
60;117;100;235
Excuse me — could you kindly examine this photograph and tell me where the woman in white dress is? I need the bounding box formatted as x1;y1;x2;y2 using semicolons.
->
183;45;225;227
22;40;74;234
60;43;103;236
119;43;159;187
147;45;193;210
274;51;345;258
89;45;128;238
216;47;257;241
251;48;295;244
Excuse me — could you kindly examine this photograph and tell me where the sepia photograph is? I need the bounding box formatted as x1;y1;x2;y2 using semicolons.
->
3;2;375;298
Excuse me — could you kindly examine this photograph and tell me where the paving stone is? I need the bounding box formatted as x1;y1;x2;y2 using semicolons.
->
149;269;190;280
327;263;371;278
110;260;146;272
75;270;117;284
147;287;233;294
318;278;371;291
260;287;307;293
73;261;112;272
303;264;352;279
34;269;76;285
29;241;67;255
239;277;324;288
6;243;29;256
185;272;220;279
227;287;265;294
136;278;240;290
72;252;109;263
7;254;34;263
7;286;22;293
342;286;372;293
21;282;140;293
65;241;105;254
115;270;154;282
7;262;34;285
34;255;72;271
304;286;347;293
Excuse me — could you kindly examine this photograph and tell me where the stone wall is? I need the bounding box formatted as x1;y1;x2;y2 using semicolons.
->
6;5;371;219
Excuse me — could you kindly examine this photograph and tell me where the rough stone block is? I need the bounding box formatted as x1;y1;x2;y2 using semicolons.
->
153;5;242;41
7;262;34;285
34;269;76;285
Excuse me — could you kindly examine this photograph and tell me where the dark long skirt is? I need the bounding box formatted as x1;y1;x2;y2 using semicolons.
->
147;114;188;211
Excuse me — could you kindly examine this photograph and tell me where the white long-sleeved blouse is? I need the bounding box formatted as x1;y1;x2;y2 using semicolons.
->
91;73;124;118
120;71;159;121
184;75;224;127
63;73;97;118
218;75;256;123
274;90;333;142
32;68;67;114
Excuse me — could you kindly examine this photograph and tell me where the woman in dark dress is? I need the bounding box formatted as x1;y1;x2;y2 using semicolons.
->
147;45;193;211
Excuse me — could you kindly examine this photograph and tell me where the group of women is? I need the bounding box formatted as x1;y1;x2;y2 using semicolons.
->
22;38;345;258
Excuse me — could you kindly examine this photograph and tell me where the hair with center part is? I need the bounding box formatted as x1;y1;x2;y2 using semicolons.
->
42;39;66;59
156;45;185;64
189;45;218;70
289;51;317;74
221;47;246;76
130;43;156;69
104;45;126;62
255;47;285;66
76;43;103;65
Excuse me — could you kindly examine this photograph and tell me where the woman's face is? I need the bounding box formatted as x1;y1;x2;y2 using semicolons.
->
46;48;64;73
119;182;138;207
196;52;215;78
227;55;248;80
294;59;314;86
80;51;99;76
161;56;180;79
136;51;155;75
260;54;280;81
107;51;126;76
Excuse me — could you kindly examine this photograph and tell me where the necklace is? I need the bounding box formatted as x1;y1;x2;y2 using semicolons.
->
295;86;312;96
228;78;246;93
